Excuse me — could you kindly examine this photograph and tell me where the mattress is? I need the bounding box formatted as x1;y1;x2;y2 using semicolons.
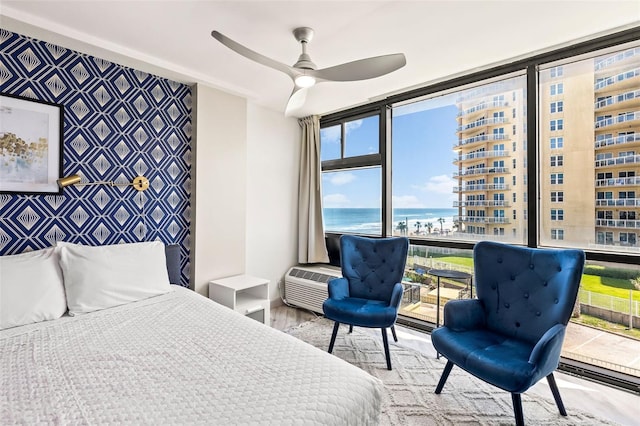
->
1;286;382;424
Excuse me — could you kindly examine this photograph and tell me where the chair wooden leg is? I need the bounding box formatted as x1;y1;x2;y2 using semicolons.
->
547;373;567;416
348;324;353;333
328;322;340;353
381;328;392;370
391;325;398;342
511;393;524;426
435;360;454;394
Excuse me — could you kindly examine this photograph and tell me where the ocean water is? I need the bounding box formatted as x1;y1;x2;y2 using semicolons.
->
324;208;458;235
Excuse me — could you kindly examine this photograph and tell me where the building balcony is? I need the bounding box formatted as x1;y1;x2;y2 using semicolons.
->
454;133;509;149
453;149;510;163
454;216;510;224
595;89;640;112
594;47;640;72
595;154;640;168
453;200;510;207
594;67;640;93
596;198;640;207
595;218;640;229
453;183;510;192
457;100;510;118
453;167;510;177
595;133;640;149
457;117;508;133
594;111;640;130
595;176;640;188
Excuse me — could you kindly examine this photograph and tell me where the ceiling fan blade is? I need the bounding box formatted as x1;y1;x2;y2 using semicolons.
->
311;53;406;82
285;86;308;117
211;30;297;79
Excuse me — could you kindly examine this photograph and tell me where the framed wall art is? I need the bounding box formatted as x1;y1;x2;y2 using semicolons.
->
0;94;63;194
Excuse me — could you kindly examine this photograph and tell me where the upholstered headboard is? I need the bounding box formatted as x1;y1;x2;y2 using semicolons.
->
165;244;181;285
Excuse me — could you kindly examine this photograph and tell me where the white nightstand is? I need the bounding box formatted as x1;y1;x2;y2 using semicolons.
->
208;275;270;325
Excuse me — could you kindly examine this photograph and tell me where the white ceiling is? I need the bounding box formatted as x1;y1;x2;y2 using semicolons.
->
1;1;639;118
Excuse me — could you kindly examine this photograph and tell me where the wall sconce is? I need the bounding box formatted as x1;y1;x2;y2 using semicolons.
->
57;174;150;191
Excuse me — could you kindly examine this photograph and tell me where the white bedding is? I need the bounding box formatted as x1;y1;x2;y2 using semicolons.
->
1;286;382;425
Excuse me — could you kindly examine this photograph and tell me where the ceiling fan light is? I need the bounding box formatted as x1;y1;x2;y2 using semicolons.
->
295;74;316;88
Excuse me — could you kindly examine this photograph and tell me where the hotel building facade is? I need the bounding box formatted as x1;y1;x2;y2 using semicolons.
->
454;45;640;253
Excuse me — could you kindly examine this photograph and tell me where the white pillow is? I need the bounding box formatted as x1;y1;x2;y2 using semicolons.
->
0;247;67;329
58;241;171;315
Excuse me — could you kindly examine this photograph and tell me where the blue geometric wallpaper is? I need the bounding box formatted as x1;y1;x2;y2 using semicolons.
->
0;29;192;286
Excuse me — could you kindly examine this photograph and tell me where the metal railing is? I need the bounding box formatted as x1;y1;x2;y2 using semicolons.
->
594;67;640;91
579;289;640;316
595;111;640;129
595;133;640;148
595;176;640;187
595;154;640;168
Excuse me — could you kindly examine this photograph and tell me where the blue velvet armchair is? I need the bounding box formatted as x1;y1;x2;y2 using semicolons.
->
322;235;409;370
432;241;585;425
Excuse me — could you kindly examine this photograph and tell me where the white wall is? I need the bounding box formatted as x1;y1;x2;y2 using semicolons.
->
192;85;300;300
191;84;248;296
245;103;300;302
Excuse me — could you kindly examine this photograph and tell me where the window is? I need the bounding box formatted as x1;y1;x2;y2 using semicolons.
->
550;155;564;166
321;36;640;391
391;73;527;243
550;101;564;113
320;114;382;235
550;137;564;149
550;66;564;78
550;83;564;95
550;173;564;184
551;209;564;220
550;119;564;131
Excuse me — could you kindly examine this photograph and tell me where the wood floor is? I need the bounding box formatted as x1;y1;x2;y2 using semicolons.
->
270;303;639;426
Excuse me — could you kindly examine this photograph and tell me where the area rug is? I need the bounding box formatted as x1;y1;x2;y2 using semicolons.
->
285;318;616;425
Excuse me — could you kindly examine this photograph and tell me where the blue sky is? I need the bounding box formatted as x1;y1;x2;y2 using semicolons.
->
321;96;459;209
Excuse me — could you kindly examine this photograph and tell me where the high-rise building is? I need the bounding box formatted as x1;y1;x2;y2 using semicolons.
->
453;78;527;243
454;45;640;252
592;47;640;251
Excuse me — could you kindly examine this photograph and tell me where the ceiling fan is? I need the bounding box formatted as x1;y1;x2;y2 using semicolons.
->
211;27;406;116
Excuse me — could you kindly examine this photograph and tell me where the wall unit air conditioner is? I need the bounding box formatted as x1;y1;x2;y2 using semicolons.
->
283;265;342;314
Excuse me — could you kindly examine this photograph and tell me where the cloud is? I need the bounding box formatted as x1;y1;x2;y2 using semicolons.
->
320;119;362;145
392;195;425;208
412;174;456;194
323;193;350;208
320;126;340;144
345;119;362;134
328;172;356;186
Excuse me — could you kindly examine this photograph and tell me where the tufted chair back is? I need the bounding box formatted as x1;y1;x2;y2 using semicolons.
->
474;241;585;345
340;235;409;303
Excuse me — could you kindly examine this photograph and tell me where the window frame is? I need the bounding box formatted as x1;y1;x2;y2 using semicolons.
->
320;26;640;264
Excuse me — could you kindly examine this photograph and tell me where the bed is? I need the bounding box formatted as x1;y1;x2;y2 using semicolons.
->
0;242;382;424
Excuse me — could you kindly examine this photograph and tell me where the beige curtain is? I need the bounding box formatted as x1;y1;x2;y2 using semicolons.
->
298;115;329;264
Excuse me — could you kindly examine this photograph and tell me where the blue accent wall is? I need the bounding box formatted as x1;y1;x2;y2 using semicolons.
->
0;29;192;286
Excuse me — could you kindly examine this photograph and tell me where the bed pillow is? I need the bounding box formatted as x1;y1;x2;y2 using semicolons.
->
0;247;67;329
58;241;172;315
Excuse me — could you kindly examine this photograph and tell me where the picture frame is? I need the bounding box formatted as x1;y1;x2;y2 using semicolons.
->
0;93;63;195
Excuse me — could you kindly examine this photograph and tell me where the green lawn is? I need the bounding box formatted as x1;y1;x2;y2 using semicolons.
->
580;274;640;301
433;256;473;268
422;256;640;301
